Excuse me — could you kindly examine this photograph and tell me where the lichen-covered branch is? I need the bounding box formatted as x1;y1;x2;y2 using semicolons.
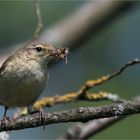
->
33;92;120;110
78;59;140;96
1;99;140;132
33;59;139;110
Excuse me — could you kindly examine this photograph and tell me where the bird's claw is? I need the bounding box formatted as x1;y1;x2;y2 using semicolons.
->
0;116;10;130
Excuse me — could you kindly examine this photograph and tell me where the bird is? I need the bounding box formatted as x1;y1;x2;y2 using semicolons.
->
0;41;68;119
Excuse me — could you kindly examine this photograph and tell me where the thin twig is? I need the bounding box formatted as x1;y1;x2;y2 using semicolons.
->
78;59;140;96
34;0;43;39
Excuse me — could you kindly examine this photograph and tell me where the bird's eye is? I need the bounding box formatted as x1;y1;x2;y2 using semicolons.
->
35;45;43;52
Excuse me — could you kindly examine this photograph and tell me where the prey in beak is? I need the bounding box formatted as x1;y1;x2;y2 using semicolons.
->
50;47;69;64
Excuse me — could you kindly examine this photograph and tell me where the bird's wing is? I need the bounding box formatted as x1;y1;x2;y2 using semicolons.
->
0;55;14;77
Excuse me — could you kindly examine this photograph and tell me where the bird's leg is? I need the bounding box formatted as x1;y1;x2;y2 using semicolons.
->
2;106;9;120
27;106;33;114
3;106;8;118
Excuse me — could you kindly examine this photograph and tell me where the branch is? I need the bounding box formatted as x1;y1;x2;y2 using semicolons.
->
39;1;135;49
33;92;121;110
59;97;140;139
59;117;124;140
1;99;140;132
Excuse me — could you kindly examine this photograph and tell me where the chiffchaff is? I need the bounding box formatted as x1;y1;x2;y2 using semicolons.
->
0;41;68;118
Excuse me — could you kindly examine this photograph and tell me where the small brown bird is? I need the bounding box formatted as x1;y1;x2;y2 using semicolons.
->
0;42;68;118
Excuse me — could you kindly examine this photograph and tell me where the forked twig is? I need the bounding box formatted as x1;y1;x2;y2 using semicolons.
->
78;59;140;96
33;59;138;110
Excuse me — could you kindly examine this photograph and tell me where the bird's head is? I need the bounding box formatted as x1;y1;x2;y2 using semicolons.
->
18;42;69;65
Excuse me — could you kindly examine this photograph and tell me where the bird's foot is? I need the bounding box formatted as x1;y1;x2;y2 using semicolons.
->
30;108;46;130
26;107;46;130
0;116;10;130
38;109;46;130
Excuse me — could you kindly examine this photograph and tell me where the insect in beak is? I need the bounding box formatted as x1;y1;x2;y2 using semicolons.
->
50;48;69;64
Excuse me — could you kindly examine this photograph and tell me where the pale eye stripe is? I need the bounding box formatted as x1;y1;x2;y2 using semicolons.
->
35;45;43;48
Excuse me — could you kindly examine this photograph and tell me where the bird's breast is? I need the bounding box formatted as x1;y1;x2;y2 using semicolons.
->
0;60;48;107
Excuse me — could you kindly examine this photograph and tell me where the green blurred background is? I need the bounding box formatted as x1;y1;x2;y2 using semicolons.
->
0;1;140;139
